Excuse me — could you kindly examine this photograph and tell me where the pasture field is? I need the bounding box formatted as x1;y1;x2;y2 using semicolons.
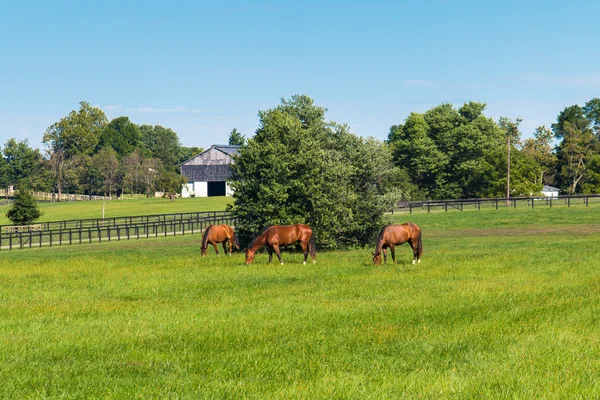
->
0;196;232;225
1;205;600;398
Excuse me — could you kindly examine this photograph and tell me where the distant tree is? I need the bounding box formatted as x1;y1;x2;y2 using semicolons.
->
6;185;42;225
156;170;186;201
97;116;142;157
43;101;108;199
552;104;598;194
387;102;516;199
139;124;182;170
92;147;120;198
228;128;246;146
2;138;42;187
521;126;557;185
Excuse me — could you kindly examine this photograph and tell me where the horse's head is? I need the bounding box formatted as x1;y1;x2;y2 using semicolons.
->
372;251;382;265
200;247;207;257
245;248;255;264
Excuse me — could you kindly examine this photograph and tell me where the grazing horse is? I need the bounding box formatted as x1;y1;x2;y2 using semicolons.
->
201;224;240;256
372;223;423;265
245;224;316;265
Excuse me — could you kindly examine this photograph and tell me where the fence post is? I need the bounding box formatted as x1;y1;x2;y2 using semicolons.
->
568;197;570;208
586;196;589;207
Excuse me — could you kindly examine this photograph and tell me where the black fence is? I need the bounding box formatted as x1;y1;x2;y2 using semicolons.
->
393;194;600;214
0;210;231;232
0;211;236;251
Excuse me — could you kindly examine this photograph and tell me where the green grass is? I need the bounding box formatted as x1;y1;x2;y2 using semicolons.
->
1;206;600;398
0;196;232;225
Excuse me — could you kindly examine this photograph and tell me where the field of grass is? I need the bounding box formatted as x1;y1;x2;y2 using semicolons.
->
0;196;232;225
1;205;600;398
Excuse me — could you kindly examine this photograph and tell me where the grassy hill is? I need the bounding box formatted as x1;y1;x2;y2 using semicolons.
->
1;205;599;397
0;196;232;225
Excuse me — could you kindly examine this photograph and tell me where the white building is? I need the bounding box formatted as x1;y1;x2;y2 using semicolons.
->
179;145;240;197
541;185;560;198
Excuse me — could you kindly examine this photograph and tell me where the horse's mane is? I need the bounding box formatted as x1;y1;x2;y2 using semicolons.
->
202;224;214;251
248;226;271;248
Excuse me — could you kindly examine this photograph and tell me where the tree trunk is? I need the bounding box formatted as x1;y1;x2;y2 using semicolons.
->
57;162;63;202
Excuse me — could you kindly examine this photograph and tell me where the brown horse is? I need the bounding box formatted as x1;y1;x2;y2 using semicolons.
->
372;223;423;265
201;224;240;256
245;224;316;265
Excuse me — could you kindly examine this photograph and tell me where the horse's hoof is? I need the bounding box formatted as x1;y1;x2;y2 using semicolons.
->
412;260;416;265
280;262;284;265
313;260;316;264
418;259;421;264
303;261;306;265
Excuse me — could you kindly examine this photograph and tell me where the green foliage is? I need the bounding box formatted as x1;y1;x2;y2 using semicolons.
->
228;128;246;146
552;102;600;194
388;103;509;199
5;186;42;225
139;124;182;171
1;139;43;188
92;148;120;197
230;95;400;248
156;170;187;196
97;116;142;157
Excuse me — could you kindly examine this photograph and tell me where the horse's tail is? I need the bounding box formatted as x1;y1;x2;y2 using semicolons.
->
308;231;317;262
416;225;423;259
201;224;214;255
231;228;240;249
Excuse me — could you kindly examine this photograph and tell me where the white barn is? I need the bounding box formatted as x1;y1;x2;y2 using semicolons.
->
180;145;240;197
541;185;560;198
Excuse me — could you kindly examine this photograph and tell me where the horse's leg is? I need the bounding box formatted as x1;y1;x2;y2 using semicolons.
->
222;241;228;256
267;246;274;263
212;242;220;257
409;240;418;264
273;245;283;265
389;244;396;264
382;247;388;264
301;242;309;265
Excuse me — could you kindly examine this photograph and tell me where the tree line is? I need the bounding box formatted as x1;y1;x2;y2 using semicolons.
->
0;101;203;198
229;95;600;248
2;96;599;208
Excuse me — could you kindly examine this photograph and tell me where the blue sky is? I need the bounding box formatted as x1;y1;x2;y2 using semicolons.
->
1;0;599;149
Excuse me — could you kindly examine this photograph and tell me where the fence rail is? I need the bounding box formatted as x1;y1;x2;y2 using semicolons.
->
0;211;236;251
0;210;231;232
393;194;600;214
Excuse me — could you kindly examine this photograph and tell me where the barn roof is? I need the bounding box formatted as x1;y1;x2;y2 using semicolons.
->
179;144;241;166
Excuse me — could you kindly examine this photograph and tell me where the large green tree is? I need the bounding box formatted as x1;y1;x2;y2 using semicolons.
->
2;139;43;188
139;124;182;170
552;101;600;194
97;116;142;158
388;102;509;199
43;101;108;199
230;95;400;248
